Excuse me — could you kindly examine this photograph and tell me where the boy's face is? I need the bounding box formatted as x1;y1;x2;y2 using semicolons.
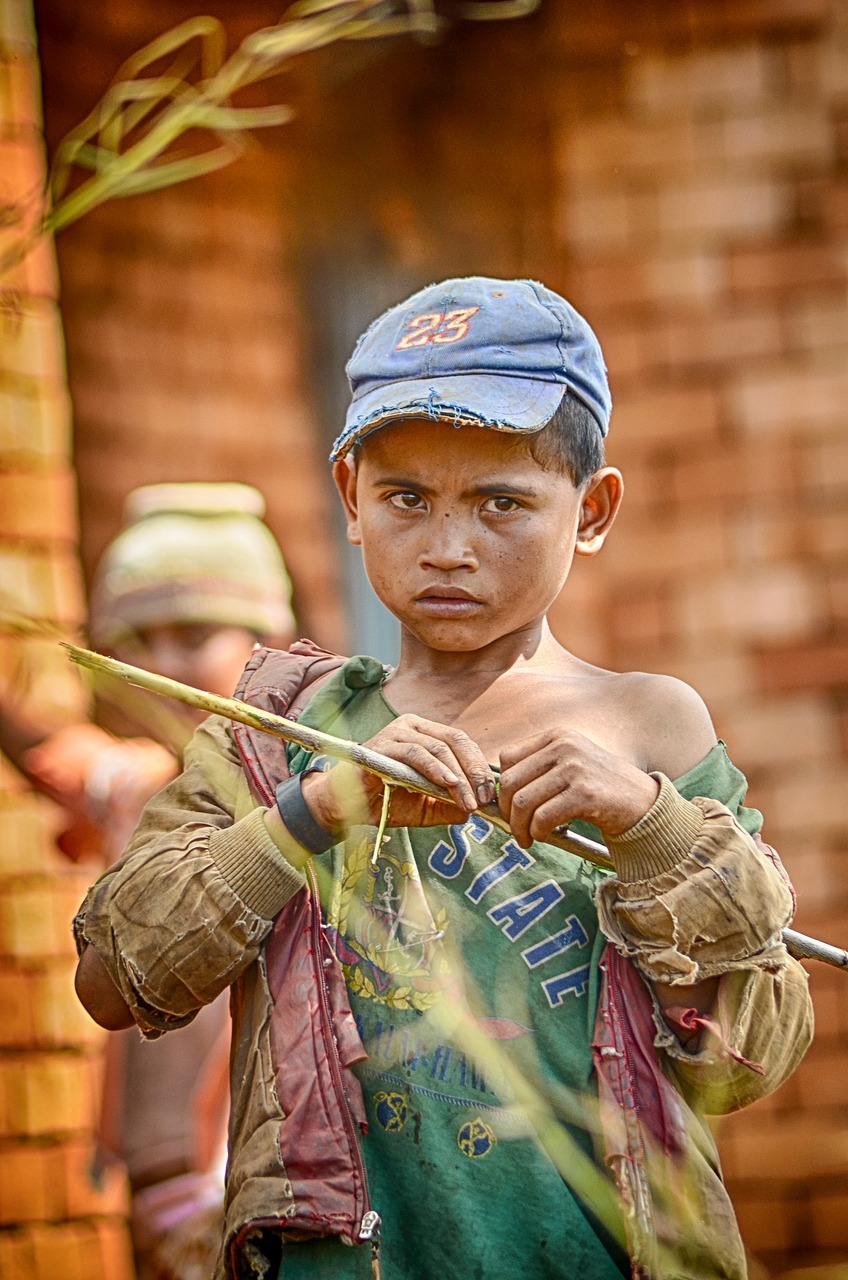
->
334;418;620;656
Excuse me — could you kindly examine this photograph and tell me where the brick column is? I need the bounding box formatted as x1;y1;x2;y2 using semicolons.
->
0;2;133;1275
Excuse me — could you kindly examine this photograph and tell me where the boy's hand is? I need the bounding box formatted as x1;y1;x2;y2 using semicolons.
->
498;729;660;847
302;715;497;833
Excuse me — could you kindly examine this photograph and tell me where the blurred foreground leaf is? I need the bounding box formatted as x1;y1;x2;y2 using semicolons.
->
0;0;539;276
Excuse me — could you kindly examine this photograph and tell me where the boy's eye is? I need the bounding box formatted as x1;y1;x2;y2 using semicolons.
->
388;491;424;510
482;496;521;513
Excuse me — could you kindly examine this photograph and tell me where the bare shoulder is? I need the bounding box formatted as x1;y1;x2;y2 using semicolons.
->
613;669;717;778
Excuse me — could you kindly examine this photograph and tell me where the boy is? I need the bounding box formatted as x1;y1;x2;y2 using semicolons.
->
74;278;813;1280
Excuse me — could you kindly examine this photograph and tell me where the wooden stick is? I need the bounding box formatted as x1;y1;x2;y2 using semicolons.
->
63;643;847;971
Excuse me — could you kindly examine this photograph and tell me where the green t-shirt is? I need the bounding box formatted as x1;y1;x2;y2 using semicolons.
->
277;657;761;1280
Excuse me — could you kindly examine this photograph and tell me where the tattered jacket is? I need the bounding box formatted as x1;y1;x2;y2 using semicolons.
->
75;642;814;1280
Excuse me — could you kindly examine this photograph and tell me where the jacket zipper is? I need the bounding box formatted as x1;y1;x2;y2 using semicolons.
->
359;1209;382;1280
306;864;382;1278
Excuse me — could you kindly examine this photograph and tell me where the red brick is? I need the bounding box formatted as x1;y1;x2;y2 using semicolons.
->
756;641;848;696
601;452;662;519
26;1222;98;1280
628;45;774;116
803;438;848;493
0;137;44;207
549;562;611;666
0;1142;63;1223
772;846;835;912
0;966;35;1045
0;300;67;383
0;384;72;465
728;242;848;294
561;117;697;178
810;1191;848;1251
610;586;673;649
570;251;723;313
756;763;848;836
720;695;838;768
795;1045;848;1113
0;796;54;877
720;1114;848;1181
0;471;79;542
594;326;645;382
31;961;103;1050
786;297;848;354
90;1217;136;1280
730;510;803;565
677;565;823;644
650;307;784;372
731;365;848;436
807;510;848;559
720;105;832;165
733;1191;797;1254
0;51;42;131
672;439;799;507
0;1053;98;1137
613;385;721;448
659;175;790;242
823;179;848;232
0;877;83;961
828;571;848;625
607;512;731;584
0;1226;32;1279
806;965;848;1042
559;188;641;254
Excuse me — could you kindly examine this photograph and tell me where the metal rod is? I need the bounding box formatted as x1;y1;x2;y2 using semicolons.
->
63;643;846;971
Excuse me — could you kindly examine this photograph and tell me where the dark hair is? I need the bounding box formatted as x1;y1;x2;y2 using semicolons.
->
525;392;605;486
347;391;605;485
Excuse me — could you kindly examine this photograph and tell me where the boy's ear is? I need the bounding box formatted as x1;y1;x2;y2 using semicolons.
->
332;458;362;546
574;467;623;558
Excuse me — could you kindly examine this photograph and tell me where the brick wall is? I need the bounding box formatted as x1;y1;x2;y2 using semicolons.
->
0;3;133;1275
27;0;848;1271
551;9;848;1267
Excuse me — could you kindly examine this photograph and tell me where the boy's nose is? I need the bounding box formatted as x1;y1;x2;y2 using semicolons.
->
418;516;478;571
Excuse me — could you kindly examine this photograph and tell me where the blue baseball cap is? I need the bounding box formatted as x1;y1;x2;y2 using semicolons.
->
331;276;611;460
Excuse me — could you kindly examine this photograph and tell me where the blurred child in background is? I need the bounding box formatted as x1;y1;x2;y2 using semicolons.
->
15;482;295;1280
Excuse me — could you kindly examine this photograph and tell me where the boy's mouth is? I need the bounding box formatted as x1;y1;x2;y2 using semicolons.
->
414;587;483;617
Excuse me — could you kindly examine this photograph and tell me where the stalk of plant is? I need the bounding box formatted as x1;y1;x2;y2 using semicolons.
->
0;0;539;277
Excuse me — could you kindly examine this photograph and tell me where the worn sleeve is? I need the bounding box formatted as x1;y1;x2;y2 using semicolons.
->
596;773;813;1110
73;714;306;1037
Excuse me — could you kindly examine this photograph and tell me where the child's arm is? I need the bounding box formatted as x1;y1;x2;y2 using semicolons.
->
75;713;309;1035
593;780;811;1108
76;710;496;1033
75;942;135;1029
490;685;813;1109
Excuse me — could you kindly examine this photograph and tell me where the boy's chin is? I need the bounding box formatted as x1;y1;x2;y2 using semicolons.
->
402;619;486;651
401;617;527;655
